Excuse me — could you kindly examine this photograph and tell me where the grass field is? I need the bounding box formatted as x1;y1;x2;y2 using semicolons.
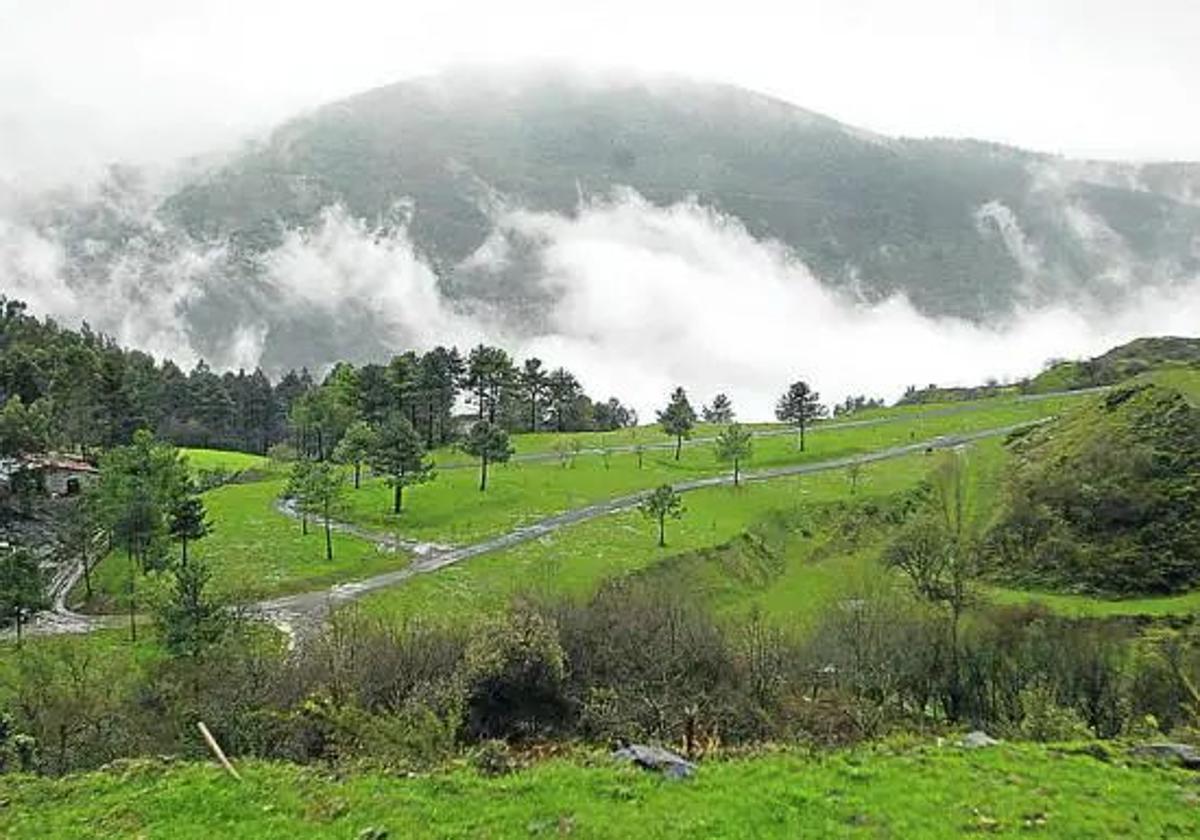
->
180;448;271;473
2;741;1197;838
340;392;1086;545
358;451;938;626
76;476;412;610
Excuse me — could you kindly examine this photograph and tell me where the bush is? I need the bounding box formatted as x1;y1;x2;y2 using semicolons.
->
461;609;570;740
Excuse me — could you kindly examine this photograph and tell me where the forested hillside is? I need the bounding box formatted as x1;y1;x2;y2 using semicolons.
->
0;296;633;458
13;69;1200;373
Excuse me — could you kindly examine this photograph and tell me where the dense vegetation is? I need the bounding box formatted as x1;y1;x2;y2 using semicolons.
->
987;381;1200;595
0;297;634;460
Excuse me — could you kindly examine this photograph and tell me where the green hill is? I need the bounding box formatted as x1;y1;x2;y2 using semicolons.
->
986;376;1200;595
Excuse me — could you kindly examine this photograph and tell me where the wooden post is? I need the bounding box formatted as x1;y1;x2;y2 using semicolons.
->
197;721;242;781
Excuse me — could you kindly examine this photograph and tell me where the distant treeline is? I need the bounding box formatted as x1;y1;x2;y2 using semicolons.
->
0;297;634;458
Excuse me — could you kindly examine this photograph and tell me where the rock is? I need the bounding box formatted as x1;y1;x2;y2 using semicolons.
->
1130;743;1200;769
612;743;697;779
961;731;1000;749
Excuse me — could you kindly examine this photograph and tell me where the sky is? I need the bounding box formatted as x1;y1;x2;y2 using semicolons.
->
2;0;1198;190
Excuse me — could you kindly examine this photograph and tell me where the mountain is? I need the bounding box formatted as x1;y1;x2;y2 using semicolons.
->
9;67;1200;371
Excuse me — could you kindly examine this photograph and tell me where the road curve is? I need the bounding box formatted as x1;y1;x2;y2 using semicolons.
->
16;418;1044;640
251;419;1044;632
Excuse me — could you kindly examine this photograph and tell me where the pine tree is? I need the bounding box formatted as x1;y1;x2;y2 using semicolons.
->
0;548;47;644
702;393;735;424
333;420;378;489
657;387;697;461
168;477;210;567
640;484;684;547
462;420;514;492
775;380;827;451
714;423;753;486
369;414;435;513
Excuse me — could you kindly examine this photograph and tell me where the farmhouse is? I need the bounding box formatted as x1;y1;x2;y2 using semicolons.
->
0;453;99;499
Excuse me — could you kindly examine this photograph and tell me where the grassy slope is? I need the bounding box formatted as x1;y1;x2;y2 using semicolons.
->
180;448;271;473
79;477;410;609
3;744;1197;839
341;394;1085;545
359;452;935;626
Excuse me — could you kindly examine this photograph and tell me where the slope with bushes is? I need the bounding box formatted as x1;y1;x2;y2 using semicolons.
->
986;379;1200;595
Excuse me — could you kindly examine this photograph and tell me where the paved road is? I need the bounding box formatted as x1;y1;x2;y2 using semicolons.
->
432;387;1105;470
251;419;1046;633
17;415;1053;640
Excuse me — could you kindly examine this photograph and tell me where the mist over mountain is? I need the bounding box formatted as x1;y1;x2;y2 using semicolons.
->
3;67;1200;415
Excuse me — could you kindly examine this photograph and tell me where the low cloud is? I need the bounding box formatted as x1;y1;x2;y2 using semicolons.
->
3;187;1199;420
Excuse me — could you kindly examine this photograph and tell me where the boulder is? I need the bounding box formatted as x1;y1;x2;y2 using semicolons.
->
961;731;999;749
612;743;697;779
1130;743;1200;769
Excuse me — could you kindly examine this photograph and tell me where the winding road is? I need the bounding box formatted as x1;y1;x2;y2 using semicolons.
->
19;417;1048;640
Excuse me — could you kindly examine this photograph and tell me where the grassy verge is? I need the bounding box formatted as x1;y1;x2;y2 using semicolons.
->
2;742;1197;838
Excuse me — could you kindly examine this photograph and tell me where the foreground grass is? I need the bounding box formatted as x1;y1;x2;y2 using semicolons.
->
3;742;1197;838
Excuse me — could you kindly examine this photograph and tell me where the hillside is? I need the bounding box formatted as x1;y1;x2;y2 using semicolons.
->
987;377;1200;594
19;68;1200;372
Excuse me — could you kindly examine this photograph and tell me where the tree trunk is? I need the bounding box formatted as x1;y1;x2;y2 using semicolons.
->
82;539;93;600
393;482;403;514
128;552;137;643
301;511;308;536
181;536;189;568
675;434;682;461
324;500;333;562
734;458;740;487
479;456;489;492
530;398;538;432
14;611;22;645
798;423;806;452
658;515;666;547
354;464;361;489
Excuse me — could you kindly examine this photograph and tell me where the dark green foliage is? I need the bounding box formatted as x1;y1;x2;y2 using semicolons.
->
713;422;753;486
155;559;229;659
167;477;210;567
464;345;515;423
519;358;548;432
987;384;1200;595
0;547;47;642
462;610;569;740
0;296;628;465
461;421;513;492
93;430;188;640
640;484;684;547
369;414;434;513
333;420;377;489
702;393;735;424
775;380;826;450
657;387;696;460
0;395;52;456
